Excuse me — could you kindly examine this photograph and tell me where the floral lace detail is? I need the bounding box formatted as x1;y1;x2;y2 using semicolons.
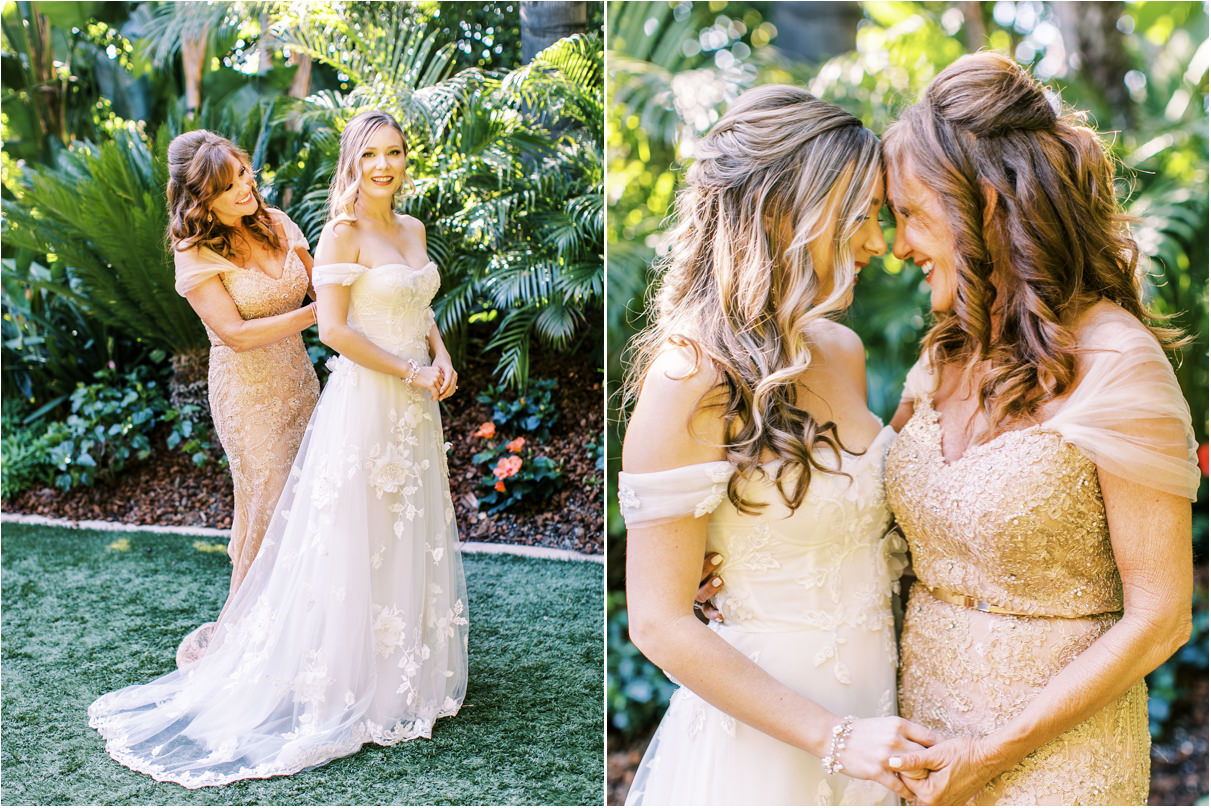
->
618;483;640;510
888;400;1148;804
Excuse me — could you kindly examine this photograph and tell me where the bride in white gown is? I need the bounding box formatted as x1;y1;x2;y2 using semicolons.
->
619;86;938;805
88;110;468;788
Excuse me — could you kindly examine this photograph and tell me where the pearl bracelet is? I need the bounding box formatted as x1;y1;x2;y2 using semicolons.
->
822;715;856;775
403;359;419;385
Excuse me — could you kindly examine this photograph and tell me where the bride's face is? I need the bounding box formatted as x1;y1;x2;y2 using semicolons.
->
358;126;408;201
809;173;888;305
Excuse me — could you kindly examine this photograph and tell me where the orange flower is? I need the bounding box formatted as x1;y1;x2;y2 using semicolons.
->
494;480;506;493
493;455;523;480
506;437;526;453
474;421;496;439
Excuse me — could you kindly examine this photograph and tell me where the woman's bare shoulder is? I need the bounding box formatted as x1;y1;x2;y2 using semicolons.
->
624;344;727;472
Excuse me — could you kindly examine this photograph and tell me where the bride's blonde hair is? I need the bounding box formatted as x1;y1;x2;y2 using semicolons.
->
328;110;416;223
624;85;883;513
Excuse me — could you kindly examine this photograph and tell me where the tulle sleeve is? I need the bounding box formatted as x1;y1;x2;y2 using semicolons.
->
617;462;734;529
313;263;369;288
269;208;310;252
899;352;937;404
1048;303;1199;500
173;245;232;296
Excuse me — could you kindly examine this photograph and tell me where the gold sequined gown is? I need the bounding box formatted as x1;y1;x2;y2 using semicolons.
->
886;400;1146;805
205;245;319;593
884;301;1201;805
171;210;320;665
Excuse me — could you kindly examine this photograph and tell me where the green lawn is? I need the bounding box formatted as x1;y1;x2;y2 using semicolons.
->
1;523;604;805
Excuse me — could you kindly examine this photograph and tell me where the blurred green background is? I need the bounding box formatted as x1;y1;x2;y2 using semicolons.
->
605;2;1208;804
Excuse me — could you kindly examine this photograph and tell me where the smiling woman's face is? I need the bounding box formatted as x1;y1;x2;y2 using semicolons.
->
358;125;408;201
208;154;258;226
887;155;958;313
806;173;889;306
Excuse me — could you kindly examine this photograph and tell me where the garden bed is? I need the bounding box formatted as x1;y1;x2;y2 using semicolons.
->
2;347;603;556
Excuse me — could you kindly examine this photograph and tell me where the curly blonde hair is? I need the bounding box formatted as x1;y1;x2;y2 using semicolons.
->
883;52;1181;437
166;130;281;257
624;85;883;513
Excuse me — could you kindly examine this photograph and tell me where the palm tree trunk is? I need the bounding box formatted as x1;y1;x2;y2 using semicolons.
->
182;32;207;113
521;1;586;62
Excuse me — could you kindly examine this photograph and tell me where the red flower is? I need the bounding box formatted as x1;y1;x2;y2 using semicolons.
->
1198;443;1208;477
493;455;523;480
474;421;496;439
506;437;526;453
494;480;506;493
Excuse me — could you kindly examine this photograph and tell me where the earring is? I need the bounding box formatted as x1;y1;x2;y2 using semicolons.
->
207;212;213;223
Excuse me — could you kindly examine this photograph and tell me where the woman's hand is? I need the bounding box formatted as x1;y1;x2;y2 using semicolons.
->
837;717;944;801
694;553;724;622
431;353;458;400
891;735;1001;805
408;365;444;401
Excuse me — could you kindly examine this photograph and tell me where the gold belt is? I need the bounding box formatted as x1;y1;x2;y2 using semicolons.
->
927;584;1029;616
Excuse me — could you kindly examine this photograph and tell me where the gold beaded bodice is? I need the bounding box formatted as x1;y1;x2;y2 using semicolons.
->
886;399;1122;619
886;398;1148;805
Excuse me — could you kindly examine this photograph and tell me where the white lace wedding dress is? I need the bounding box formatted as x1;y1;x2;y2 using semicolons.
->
618;426;903;806
89;262;468;788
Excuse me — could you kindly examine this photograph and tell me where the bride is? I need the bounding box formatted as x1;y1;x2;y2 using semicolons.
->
619;85;938;805
88;110;468;787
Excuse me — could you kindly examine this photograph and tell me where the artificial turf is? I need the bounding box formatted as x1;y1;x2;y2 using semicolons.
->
1;522;604;806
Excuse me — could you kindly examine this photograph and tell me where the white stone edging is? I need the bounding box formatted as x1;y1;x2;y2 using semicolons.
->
0;512;603;564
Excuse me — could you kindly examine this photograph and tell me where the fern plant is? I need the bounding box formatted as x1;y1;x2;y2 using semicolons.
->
277;7;603;389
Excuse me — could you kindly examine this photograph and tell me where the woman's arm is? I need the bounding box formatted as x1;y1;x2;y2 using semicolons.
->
625;354;934;799
184;277;316;353
313;222;444;399
896;471;1192;804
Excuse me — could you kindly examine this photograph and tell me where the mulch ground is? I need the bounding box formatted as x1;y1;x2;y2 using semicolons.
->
3;346;603;556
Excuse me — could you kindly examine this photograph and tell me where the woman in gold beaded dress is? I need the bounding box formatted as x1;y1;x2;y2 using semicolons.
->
167;131;321;665
880;53;1200;805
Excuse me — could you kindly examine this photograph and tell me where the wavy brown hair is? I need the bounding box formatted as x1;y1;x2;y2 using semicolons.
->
883;51;1181;438
166;129;282;257
624;85;883;514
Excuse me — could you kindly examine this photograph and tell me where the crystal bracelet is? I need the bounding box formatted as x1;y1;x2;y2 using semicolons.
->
822;715;857;775
403;359;419;385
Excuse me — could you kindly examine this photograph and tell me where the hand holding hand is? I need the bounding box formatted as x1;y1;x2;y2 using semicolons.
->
407;364;444;401
431;354;458;401
891;736;1001;805
835;717;944;802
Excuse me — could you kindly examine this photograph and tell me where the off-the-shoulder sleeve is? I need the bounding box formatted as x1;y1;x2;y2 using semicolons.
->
173;245;231;296
313;262;369;288
269;208;310;252
617;461;734;529
1048;305;1199;500
899;352;936;404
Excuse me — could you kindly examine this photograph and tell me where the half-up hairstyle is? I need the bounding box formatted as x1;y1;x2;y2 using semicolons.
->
166;130;281;257
328;110;414;223
883;51;1181;438
624;84;883;514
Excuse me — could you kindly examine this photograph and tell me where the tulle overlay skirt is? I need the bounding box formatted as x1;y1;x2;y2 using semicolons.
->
88;355;469;788
627;622;898;806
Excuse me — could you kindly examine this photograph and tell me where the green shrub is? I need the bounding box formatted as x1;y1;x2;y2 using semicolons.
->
47;365;168;490
471;430;564;514
163;403;222;469
0;406;57;499
476;378;560;440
